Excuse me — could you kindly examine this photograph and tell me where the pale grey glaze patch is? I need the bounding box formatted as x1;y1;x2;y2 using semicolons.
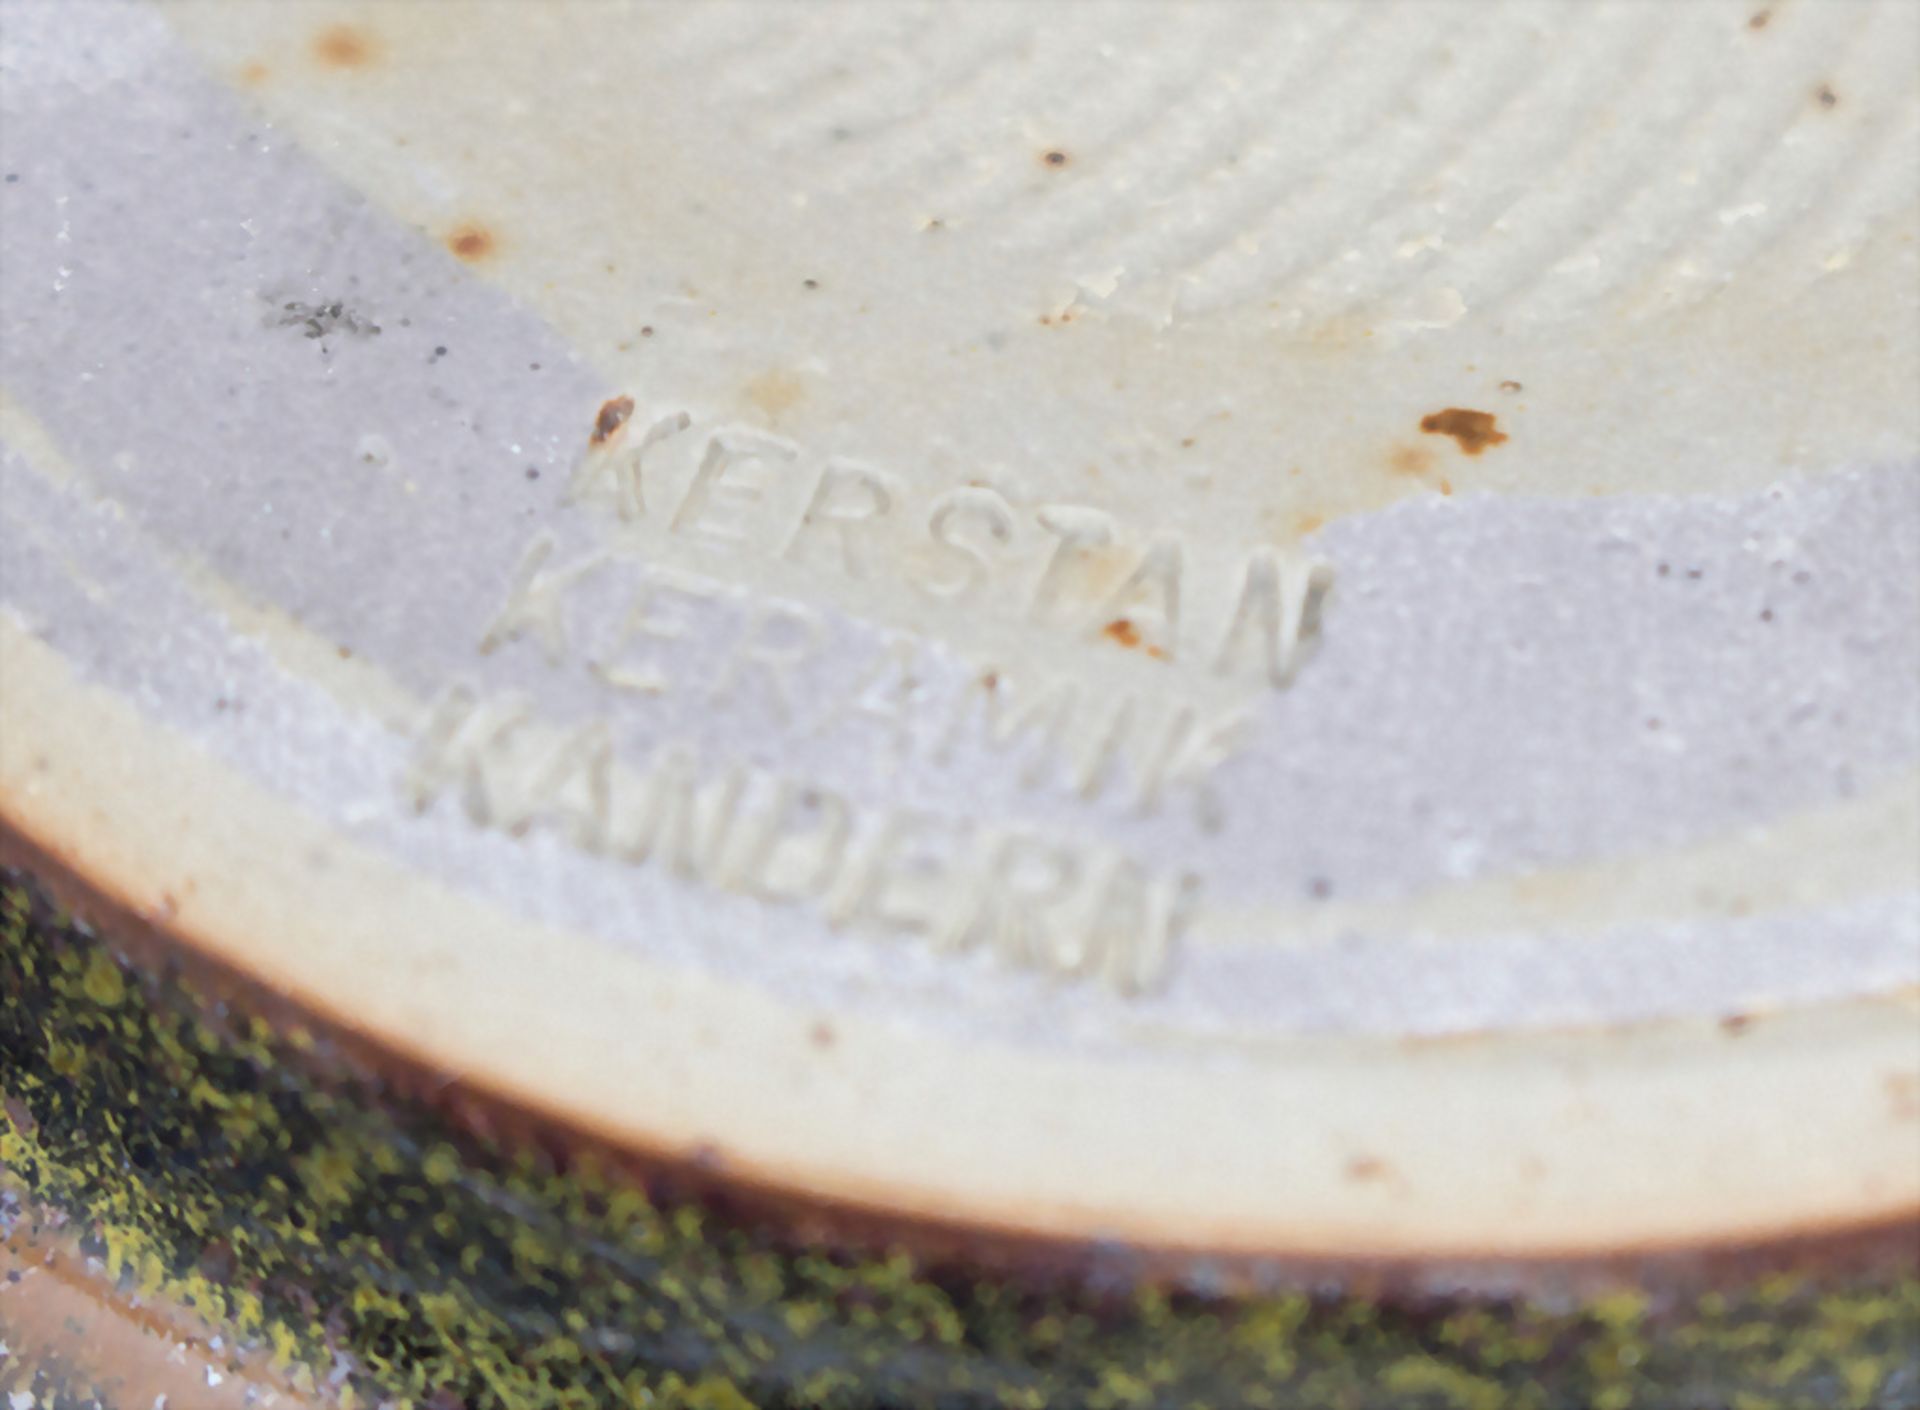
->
7;447;1918;1047
1227;468;1920;903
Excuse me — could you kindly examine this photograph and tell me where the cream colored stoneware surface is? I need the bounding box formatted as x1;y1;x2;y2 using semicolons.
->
1;0;1916;1259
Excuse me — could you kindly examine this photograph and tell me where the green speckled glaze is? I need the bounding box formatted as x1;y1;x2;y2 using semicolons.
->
1;875;1915;1409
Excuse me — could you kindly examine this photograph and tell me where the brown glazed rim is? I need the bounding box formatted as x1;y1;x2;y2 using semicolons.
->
0;1220;303;1410
7;812;1916;1306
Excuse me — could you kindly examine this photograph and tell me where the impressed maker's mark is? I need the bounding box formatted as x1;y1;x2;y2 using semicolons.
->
405;685;1198;995
567;402;1335;688
399;401;1335;995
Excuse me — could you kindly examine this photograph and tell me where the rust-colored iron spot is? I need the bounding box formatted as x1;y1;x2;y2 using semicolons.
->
1499;379;1523;393
745;369;805;420
590;395;634;447
1042;149;1070;167
1419;408;1508;455
1102;619;1167;659
1720;1013;1754;1036
1748;8;1771;29
1345;1156;1390;1183
447;223;498;262
1887;1072;1920;1121
239;61;269;86
1388;444;1434;477
808;1022;836;1050
312;24;376;69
